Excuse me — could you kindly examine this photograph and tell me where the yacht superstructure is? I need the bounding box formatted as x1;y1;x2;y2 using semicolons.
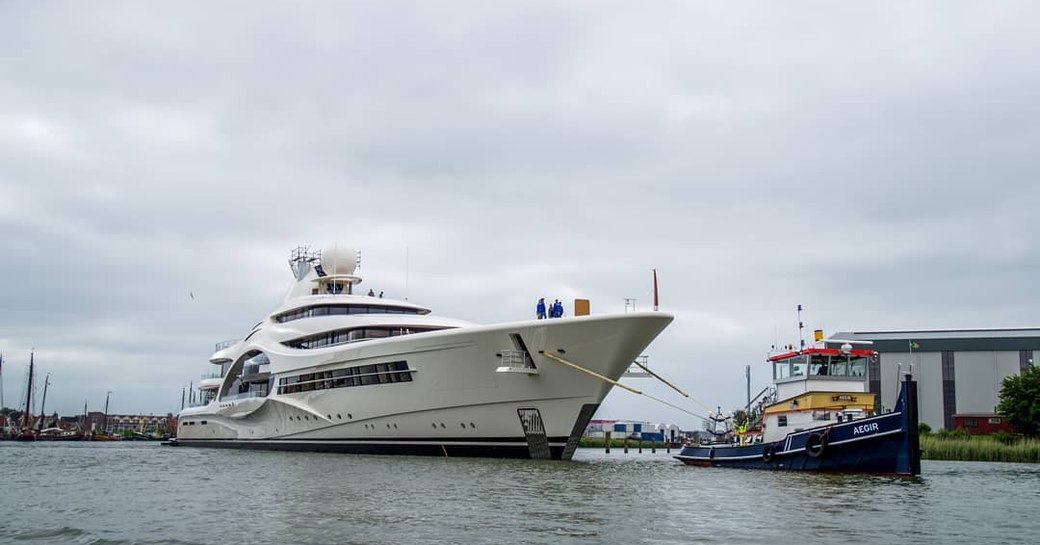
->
175;245;672;459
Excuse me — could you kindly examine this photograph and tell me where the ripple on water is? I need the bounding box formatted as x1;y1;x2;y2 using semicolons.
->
2;445;1039;545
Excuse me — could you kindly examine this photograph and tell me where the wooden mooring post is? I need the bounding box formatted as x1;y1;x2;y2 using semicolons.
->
604;431;611;454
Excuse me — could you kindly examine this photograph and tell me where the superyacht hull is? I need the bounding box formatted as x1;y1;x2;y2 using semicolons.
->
177;312;671;460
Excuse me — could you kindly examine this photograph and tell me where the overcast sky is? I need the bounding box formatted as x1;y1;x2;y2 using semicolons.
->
2;2;1038;429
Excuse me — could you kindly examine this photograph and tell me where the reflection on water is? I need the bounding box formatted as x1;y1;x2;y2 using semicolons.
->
1;442;1038;545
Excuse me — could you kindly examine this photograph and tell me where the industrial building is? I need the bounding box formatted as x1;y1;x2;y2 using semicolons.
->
828;328;1039;432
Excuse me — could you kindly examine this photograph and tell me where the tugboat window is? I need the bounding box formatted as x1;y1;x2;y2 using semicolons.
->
778;415;788;427
790;356;807;377
831;357;849;377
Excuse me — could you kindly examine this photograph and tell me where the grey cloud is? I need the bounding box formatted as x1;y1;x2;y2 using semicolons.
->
2;2;1040;423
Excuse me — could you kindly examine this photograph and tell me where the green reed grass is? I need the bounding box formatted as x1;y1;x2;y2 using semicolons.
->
921;435;1040;463
578;437;671;449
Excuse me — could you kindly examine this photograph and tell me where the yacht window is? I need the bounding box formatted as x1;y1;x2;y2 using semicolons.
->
276;361;413;395
282;326;452;349
273;304;428;323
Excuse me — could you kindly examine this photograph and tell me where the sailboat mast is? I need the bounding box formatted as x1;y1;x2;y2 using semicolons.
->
103;391;111;434
37;373;50;431
21;352;34;430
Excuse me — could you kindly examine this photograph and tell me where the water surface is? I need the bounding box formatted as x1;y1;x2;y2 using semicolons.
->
1;442;1037;544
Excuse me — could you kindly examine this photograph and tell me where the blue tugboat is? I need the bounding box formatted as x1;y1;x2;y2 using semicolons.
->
675;343;921;475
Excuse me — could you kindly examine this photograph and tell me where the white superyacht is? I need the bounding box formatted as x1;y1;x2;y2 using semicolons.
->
176;245;672;459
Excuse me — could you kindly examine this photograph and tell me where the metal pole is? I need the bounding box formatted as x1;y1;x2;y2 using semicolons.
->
745;364;751;414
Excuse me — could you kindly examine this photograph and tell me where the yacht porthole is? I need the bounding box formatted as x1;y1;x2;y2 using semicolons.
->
327;414;332;420
440;423;446;429
460;423;465;429
393;424;398;429
386;423;391;429
431;423;437;429
337;414;342;420
469;423;475;428
348;413;353;419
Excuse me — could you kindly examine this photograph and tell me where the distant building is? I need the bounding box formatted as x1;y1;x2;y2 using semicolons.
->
829;328;1039;432
83;411;175;435
952;413;1013;435
584;419;684;442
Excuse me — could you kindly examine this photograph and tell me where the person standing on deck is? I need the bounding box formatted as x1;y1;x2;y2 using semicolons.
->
536;298;546;319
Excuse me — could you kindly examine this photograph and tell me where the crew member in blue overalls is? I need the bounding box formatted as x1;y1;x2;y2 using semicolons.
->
552;299;563;318
536;297;547;320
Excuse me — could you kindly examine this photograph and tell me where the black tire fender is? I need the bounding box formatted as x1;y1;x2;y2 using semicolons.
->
805;432;828;458
762;444;775;463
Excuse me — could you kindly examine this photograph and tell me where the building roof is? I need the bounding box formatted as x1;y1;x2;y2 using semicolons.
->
830;328;1040;352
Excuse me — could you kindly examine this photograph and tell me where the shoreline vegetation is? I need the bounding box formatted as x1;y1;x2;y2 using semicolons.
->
920;433;1040;463
578;438;673;449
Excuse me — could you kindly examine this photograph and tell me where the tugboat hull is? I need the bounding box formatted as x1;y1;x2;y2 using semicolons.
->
676;377;921;475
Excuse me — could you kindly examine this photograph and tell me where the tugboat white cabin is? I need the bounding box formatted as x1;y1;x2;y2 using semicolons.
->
762;344;878;443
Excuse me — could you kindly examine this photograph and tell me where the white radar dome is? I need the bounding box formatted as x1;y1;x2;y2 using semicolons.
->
321;245;358;275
